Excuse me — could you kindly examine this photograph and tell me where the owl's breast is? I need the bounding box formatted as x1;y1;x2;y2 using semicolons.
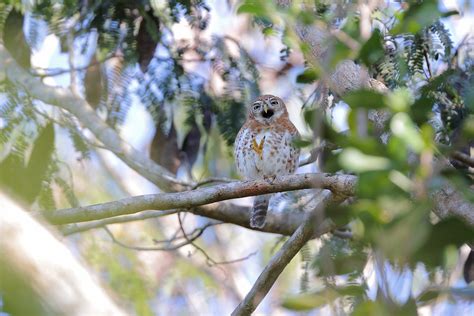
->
234;127;299;179
259;130;298;177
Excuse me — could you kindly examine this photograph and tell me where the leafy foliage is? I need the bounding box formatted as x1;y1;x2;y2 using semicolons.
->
240;1;473;314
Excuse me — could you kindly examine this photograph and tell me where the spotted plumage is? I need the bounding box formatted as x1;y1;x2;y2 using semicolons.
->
234;94;300;228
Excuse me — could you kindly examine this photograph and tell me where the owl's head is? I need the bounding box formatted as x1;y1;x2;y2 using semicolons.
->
248;94;288;124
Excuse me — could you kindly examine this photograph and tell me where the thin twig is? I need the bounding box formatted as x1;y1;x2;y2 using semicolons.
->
192;177;237;189
152;221;223;246
0;43;189;191
269;236;288;254
232;197;335;316
103;222;216;251
424;50;432;78
32;54;205;78
450;33;472;67
178;212;257;267
67;31;78;95
29;106;109;151
32;53;117;78
61;210;179;235
298;143;325;167
300;86;319;110
333;229;353;239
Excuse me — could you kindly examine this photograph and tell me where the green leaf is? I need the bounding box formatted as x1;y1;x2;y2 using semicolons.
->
358;29;384;67
386;88;413;112
412;218;474;267
330;39;353;68
332;254;368;276
343;89;387;109
417;286;474;305
296;68;319;83
358;171;401;199
262;26;277;36
391;0;441;35
376;210;431;262
327;204;353;226
387;136;408;164
353;300;390;316
339;148;391;172
417;288;441;304
282;289;339;311
410;96;434;125
440;10;459;18
297;11;316;25
293;137;313;148
390;113;424;153
237;1;268;16
335;284;365;297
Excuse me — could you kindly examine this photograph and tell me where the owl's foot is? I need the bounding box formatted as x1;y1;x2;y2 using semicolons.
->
263;175;277;184
251;136;265;160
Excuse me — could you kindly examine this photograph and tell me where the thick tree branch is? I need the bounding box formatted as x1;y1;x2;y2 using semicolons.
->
47;171;473;235
44;173;357;225
0;43;187;192
452;151;474;169
0;194;126;315
232;196;334;315
276;1;386;98
189;201;306;236
432;186;474;226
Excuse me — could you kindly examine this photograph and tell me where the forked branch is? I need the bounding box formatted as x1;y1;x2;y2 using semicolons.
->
44;173;357;225
232;196;334;315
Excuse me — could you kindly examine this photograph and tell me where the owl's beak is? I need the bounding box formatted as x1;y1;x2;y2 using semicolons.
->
261;102;274;119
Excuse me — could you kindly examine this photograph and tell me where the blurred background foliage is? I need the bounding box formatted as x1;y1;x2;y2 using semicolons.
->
0;0;473;315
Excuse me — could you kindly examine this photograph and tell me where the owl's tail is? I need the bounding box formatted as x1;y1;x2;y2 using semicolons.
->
250;194;270;229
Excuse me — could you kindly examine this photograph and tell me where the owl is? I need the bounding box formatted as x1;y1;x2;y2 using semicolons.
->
234;95;300;228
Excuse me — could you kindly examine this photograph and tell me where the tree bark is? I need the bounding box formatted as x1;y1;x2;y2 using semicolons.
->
0;194;126;316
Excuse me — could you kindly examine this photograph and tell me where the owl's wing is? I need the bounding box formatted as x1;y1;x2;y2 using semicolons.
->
287;121;300;139
234;122;258;178
284;122;301;173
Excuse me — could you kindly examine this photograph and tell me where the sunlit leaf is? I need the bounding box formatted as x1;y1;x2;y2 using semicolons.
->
296;68;319;83
339;148;391;172
386;88;413;112
390;113;424;153
353;300;389;316
237;1;269;16
343;89;387;109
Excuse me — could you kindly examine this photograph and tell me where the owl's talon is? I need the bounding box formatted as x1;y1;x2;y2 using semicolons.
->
263;175;277;184
251;137;265;160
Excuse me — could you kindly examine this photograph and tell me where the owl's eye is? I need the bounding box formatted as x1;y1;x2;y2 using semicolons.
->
253;103;261;111
270;99;279;106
